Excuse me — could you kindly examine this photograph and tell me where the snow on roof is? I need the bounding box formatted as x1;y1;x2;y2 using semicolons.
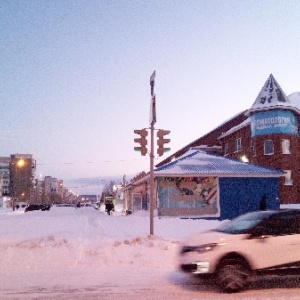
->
154;150;285;177
288;92;300;108
218;117;251;139
220;79;300;140
244;74;300;115
250;74;291;109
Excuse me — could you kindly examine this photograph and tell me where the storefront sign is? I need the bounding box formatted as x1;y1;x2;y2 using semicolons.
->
251;110;298;137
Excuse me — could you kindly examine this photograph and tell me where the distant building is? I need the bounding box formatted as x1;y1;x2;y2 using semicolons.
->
0;173;3;207
33;179;45;205
0;157;10;196
0;154;72;207
44;176;63;204
10;154;36;207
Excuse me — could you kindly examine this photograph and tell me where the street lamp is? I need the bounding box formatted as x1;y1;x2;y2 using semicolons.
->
17;159;25;168
240;155;249;163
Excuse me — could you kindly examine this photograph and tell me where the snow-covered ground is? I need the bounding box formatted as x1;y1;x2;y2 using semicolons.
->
0;204;299;299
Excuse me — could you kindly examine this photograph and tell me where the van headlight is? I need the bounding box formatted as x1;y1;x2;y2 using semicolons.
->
181;243;223;254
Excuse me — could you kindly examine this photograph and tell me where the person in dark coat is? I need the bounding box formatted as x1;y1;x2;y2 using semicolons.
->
260;195;267;211
105;201;114;215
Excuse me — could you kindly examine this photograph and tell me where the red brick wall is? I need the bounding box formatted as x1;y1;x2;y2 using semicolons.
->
221;121;300;204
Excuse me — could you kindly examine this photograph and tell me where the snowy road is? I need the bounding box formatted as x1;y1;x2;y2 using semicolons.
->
1;268;300;300
1;207;299;299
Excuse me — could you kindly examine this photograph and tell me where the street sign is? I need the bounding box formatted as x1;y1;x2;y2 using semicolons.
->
150;71;156;96
149;71;157;126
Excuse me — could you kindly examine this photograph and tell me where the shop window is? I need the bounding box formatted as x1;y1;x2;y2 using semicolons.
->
284;170;293;185
235;138;242;152
264;140;274;155
282;139;291;154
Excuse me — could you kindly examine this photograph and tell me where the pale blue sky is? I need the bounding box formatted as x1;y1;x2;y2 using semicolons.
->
1;0;300;193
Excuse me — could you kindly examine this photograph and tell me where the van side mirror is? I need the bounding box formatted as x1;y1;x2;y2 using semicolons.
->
249;227;265;238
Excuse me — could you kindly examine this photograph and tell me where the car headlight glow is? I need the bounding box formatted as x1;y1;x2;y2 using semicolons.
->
181;242;225;254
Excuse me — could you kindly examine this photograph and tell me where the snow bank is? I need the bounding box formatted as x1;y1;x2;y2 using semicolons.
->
0;206;221;273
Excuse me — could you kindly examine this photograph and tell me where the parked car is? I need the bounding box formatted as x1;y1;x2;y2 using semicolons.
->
41;204;51;211
178;209;300;293
25;204;51;212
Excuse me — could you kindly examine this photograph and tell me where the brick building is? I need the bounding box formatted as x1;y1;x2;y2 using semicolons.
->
157;74;300;204
10;154;36;208
0;157;10;196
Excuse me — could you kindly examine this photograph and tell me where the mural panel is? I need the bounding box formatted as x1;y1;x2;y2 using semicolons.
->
157;177;220;218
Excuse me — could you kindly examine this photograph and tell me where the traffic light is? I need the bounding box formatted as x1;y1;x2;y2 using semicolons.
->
134;129;148;156
157;129;171;156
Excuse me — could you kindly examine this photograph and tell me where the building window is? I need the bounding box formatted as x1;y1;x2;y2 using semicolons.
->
224;143;229;156
284;170;293;185
282;139;291;154
264;140;274;155
235;138;242;152
251;141;256;156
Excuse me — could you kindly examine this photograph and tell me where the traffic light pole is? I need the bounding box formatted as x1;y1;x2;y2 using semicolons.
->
134;71;170;235
149;120;155;235
149;71;156;236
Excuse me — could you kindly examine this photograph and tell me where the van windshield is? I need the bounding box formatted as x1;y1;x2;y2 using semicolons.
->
215;211;275;234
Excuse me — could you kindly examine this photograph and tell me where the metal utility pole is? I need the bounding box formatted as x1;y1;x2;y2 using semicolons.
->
133;72;171;235
149;71;156;235
134;71;170;235
149;120;154;235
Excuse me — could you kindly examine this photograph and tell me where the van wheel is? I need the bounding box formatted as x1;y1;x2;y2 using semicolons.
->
216;258;251;293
